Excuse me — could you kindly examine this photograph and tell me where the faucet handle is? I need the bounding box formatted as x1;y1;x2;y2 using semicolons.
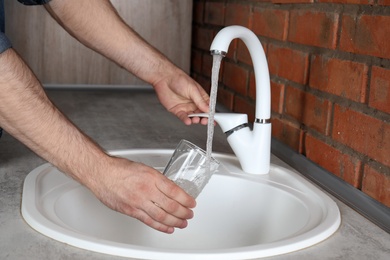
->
189;113;248;133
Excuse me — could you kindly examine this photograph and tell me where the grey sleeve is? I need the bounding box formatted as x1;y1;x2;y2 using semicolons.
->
17;0;52;5
0;32;11;54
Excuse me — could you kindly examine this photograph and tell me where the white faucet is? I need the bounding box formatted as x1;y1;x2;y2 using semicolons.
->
191;25;271;175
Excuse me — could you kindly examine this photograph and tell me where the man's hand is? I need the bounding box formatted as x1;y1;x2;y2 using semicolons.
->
34;0;207;232
0;48;195;234
153;70;210;126
45;0;211;126
91;156;196;233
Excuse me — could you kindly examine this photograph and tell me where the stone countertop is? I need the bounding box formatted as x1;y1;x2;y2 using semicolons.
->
0;89;389;260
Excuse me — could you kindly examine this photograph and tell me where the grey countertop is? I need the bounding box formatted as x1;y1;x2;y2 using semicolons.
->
0;89;389;260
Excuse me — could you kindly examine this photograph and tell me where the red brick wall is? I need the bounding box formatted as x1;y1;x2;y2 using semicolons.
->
191;0;390;207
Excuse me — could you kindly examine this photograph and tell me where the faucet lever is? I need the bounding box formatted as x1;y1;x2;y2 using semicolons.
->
189;113;248;134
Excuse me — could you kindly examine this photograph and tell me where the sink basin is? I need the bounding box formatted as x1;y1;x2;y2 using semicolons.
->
22;150;340;259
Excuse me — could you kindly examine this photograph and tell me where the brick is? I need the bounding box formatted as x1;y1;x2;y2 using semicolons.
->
237;40;267;66
204;2;225;26
193;1;204;24
288;10;339;49
271;117;302;151
309;55;368;103
305;93;332;136
192;27;214;51
249;72;256;100
222;61;248;96
267;44;309;84
285;87;332;134
340;14;390;59
369;66;390;114
305;134;362;187
217;88;234;111
318;0;373;3
271;81;285;114
272;0;313;3
225;3;251;27
237;40;252;66
252;7;289;41
285;86;304;120
378;0;390;5
225;39;238;60
234;96;255;122
332;105;390;168
191;50;202;74
362;165;390;207
194;75;211;93
201;53;213;78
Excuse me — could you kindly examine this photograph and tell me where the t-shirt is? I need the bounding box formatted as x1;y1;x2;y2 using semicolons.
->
0;0;53;53
17;0;52;4
0;0;11;54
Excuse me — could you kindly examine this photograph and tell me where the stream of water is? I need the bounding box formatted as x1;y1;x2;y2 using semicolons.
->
205;55;223;168
173;55;222;198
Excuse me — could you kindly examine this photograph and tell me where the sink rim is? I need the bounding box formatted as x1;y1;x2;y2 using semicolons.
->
21;149;341;260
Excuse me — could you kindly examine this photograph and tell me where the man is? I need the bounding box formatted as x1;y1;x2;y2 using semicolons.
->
0;0;210;234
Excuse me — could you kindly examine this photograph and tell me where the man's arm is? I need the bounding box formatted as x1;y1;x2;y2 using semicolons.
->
45;0;210;125
0;47;196;233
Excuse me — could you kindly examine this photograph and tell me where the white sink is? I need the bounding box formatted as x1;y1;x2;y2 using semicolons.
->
22;150;340;260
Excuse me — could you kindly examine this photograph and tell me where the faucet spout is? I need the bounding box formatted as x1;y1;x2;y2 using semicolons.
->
209;26;271;174
210;26;271;120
